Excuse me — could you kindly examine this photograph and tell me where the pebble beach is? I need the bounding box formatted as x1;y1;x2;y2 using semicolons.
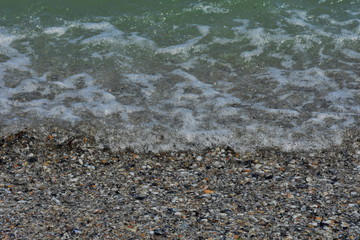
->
1;126;359;239
2;1;360;239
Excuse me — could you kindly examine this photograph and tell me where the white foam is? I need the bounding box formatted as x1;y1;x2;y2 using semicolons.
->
123;73;161;86
78;21;116;31
342;49;360;59
78;22;124;45
270;53;295;68
284;10;312;28
127;33;156;48
318;14;360;26
325;89;354;102
0;29;17;47
268;67;338;89
171;69;218;97
0;29;32;79
81;29;123;45
0;29;38;117
44;26;68;36
211;37;237;45
184;2;229;14
217;107;241;116
47;105;80;121
335;29;360;49
54;73;95;89
122;73;161;98
90;102;126;117
231;22;287;61
255;105;300;117
171;108;198;130
157;25;209;55
212;96;242;108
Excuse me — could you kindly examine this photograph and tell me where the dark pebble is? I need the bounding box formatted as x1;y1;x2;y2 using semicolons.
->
134;196;147;200
27;157;38;163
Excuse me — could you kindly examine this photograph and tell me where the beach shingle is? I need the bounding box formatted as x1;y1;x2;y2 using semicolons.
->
0;127;359;239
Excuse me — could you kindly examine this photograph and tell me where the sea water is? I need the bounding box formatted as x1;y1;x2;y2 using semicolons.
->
0;0;359;152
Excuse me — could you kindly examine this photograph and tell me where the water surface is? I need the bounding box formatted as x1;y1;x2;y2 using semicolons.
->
1;0;359;151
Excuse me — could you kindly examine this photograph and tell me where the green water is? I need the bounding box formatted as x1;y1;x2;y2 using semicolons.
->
2;0;355;28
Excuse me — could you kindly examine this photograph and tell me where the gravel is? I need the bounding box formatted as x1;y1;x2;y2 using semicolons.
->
0;126;359;239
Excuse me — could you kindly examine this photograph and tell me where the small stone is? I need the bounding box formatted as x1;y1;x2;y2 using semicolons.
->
135;196;147;200
323;220;334;225
72;228;82;234
341;222;350;228
154;229;166;236
190;164;198;168
51;197;61;205
213;161;223;168
27;157;38;163
180;223;189;228
309;222;317;227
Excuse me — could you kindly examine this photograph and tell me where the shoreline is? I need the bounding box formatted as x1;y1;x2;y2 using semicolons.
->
1;127;359;239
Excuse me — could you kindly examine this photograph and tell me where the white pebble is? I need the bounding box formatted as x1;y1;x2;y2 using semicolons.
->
213;161;223;168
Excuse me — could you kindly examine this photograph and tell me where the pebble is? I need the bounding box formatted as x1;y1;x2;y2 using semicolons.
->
1;127;359;239
213;161;223;168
